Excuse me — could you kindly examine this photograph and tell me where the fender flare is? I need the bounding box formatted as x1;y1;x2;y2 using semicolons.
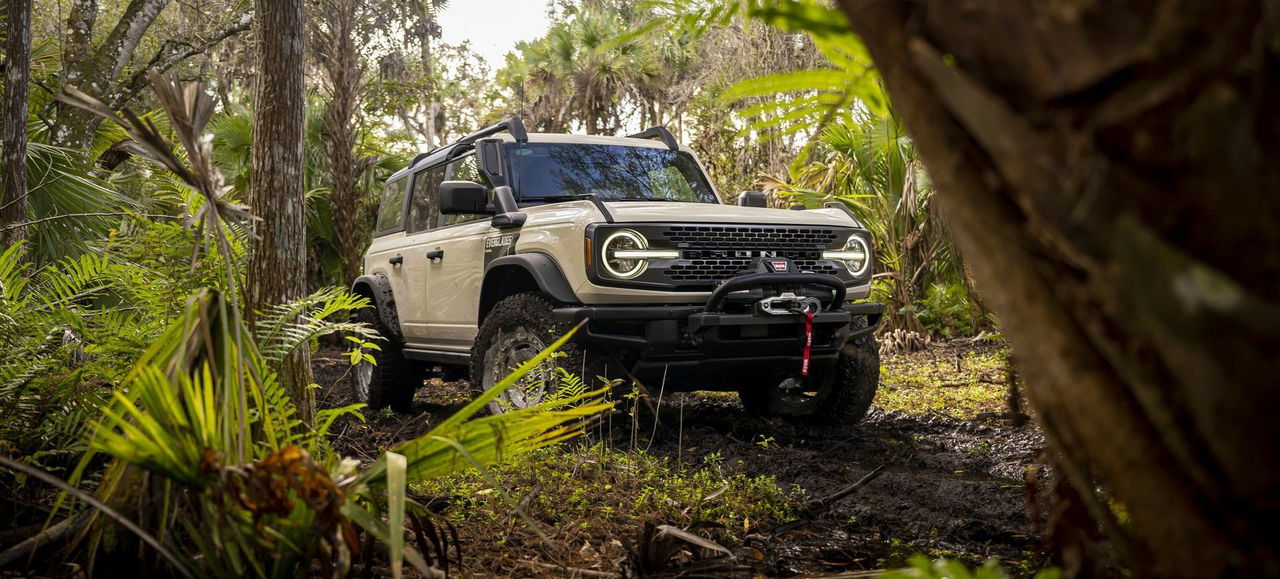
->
351;273;403;340
483;253;580;307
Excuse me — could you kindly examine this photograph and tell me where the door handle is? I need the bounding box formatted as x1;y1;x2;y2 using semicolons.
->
389;255;404;266
426;249;444;261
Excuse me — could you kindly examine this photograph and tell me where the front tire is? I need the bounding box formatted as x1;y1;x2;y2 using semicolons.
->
470;293;598;414
738;317;880;426
353;306;423;412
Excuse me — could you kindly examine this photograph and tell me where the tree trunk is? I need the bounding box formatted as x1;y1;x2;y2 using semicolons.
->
1;0;32;247
835;0;1280;575
316;0;365;287
248;0;313;422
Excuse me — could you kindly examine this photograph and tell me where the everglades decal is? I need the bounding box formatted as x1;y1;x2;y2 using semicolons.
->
483;232;519;265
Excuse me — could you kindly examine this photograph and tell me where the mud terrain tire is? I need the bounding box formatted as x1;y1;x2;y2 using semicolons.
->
353;306;423;412
471;293;604;413
738;316;879;426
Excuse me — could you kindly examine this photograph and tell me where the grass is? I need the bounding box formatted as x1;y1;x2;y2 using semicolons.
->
876;344;1013;419
409;441;801;572
412;441;801;528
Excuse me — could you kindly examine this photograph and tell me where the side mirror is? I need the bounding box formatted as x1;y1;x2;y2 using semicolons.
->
737;191;767;208
440;181;493;215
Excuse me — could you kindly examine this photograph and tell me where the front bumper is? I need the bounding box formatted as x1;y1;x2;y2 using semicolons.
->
551;272;883;386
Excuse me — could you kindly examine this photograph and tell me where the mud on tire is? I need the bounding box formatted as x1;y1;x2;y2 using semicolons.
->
471;293;615;413
738;316;880;427
353;306;423;412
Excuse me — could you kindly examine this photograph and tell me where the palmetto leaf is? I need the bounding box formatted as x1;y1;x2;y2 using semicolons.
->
715;0;886;144
354;322;612;487
64;288;611;577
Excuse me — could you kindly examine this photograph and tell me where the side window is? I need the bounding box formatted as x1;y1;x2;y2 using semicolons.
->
408;165;445;233
442;154;491;226
375;177;408;234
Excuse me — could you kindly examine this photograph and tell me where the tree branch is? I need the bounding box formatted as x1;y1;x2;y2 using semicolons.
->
98;0;170;81
111;14;252;109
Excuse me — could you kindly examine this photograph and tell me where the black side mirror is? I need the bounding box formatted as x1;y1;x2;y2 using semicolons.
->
490;185;526;229
440;181;492;215
737;191;767;208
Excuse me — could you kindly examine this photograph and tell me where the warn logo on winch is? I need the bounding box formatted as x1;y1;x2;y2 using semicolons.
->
766;259;790;272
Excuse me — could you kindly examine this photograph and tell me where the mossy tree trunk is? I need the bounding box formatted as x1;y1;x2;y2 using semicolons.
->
1;0;31;247
835;0;1280;575
248;0;313;422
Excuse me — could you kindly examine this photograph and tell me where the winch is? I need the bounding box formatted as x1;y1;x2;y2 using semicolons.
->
756;292;822;316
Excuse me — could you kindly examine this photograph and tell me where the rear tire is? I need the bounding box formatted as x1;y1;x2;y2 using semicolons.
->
738;316;879;426
353;306;423;413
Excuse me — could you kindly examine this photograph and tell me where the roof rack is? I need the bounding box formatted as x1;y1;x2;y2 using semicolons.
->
459;116;528;145
627;126;679;150
409;117;529;169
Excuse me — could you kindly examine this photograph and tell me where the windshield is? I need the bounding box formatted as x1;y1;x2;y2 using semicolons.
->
506;143;718;204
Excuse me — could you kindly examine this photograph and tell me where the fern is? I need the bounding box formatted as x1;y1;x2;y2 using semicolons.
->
551;367;589;403
253;286;380;367
0;242;175;461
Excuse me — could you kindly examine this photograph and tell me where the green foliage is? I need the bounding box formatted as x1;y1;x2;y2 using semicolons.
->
775;109;979;335
0;241;176;464
877;346;1009;419
721;0;885;144
208;101;407;288
881;554;1060;579
500;6;664;134
416;442;798;541
17;134;143;265
253;286;379;366
551;366;590;402
916;282;986;339
52;289;611;577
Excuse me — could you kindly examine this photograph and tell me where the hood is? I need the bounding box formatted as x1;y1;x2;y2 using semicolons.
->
602;201;860;227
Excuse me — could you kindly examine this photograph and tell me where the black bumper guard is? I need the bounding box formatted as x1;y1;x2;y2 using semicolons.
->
552;273;883;357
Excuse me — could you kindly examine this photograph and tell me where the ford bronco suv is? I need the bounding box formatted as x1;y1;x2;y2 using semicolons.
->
352;118;883;425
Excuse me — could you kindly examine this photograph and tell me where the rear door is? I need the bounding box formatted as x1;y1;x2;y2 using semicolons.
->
363;175;414;313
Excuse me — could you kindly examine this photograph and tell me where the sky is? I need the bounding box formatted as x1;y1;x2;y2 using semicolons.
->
437;0;554;71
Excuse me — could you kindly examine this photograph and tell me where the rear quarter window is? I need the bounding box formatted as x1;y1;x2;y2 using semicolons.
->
376;177;408;234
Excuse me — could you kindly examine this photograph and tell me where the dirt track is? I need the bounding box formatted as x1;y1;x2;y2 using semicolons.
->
314;344;1048;576
633;398;1045;575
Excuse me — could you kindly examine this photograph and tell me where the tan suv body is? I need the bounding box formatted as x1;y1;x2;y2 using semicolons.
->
352;119;883;425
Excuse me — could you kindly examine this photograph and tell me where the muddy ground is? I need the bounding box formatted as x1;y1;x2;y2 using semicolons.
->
313;342;1049;577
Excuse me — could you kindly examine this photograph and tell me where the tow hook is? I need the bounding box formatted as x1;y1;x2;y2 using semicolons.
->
757;292;822;316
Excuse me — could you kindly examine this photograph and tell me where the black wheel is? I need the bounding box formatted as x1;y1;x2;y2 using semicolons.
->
738;317;879;426
470;293;611;413
353;306;423;412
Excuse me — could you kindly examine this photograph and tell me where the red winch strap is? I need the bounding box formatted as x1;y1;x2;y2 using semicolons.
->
801;311;814;376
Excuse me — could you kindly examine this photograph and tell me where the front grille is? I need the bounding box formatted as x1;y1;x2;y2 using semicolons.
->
656;226;845;283
663;258;843;282
660;226;839;250
590;223;856;290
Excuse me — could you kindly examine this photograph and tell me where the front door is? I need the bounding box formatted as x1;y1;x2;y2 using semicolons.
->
415;153;492;351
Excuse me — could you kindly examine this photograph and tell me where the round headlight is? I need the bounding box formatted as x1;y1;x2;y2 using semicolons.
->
602;230;649;279
824;235;870;276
